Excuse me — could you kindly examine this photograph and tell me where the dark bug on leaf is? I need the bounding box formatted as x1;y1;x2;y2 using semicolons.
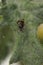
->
17;19;24;31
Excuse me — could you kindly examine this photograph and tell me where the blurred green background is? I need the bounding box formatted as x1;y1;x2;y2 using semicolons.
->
0;0;43;65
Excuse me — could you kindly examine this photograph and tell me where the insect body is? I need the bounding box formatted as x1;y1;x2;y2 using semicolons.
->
17;19;24;31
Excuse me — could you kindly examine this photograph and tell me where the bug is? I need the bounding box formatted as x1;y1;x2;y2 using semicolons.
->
17;19;24;31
